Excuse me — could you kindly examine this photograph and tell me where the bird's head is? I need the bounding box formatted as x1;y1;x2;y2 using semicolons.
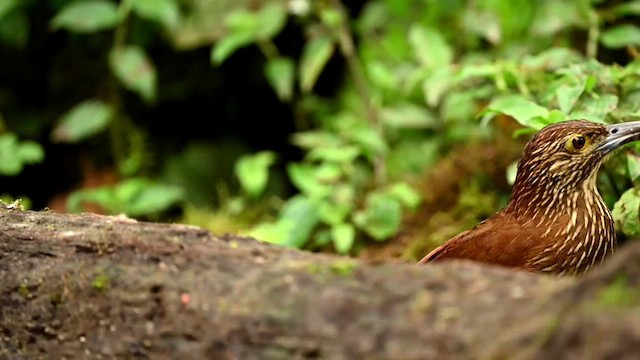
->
509;120;640;213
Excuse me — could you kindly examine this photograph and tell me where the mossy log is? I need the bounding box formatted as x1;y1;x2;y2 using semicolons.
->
1;206;639;359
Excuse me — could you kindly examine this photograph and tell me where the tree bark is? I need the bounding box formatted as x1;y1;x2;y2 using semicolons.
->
0;206;639;359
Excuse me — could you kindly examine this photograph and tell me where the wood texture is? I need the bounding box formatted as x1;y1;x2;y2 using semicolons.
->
0;206;639;359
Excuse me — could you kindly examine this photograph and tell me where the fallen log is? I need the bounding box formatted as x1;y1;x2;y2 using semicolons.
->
0;206;639;359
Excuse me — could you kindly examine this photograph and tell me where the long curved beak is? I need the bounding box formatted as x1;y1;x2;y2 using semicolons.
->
597;121;640;154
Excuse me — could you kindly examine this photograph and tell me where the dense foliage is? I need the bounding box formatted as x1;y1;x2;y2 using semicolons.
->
2;0;640;257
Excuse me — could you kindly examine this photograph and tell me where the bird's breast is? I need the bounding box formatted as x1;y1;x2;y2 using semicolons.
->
527;195;615;275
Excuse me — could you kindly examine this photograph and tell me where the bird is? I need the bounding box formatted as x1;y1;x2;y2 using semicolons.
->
418;119;640;275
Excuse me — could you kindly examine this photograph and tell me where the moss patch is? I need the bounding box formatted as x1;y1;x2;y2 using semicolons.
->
594;276;640;309
91;273;111;291
307;260;358;277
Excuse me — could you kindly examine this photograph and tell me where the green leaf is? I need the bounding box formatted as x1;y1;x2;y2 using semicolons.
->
485;95;549;129
211;32;255;65
279;196;319;248
546;109;568;124
119;149;143;176
67;178;184;216
210;4;286;65
366;61;398;90
312;229;332;247
0;133;44;176
287;163;332;198
614;1;640;16
506;161;518;185
51;100;113;143
521;48;582;70
627;154;640;182
441;91;477;123
115;179;183;216
234;151;276;199
16;142;43;164
530;1;582;37
122;180;184;216
317;200;351;225
299;35;335;93
50;0;120;33
320;8;343;29
570;94;618;123
423;68;453;107
291;131;342;149
408;25;453;69
331;223;355;254
380;27;412;62
218;3;285;42
612;188;640;237
354;193;402;241
333;184;355;205
249;221;291;246
225;9;260;34
259;195;319;248
380;103;437;129
66;187;117;213
314;163;343;182
512;128;537;138
387;138;439;177
0;9;29;48
601;25;640;49
0;0;19;20
456;63;498;81
127;0;180;30
256;3;287;40
556;79;586;113
462;7;502;44
386;183;421;210
108;45;157;103
307;146;360;163
584;75;597;93
357;0;388;35
346;125;388;156
265;57;295;102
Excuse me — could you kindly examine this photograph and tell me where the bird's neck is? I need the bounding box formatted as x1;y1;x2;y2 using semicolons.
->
504;172;616;274
504;172;610;224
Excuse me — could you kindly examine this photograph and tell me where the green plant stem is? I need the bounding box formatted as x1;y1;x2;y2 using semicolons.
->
332;2;386;186
604;167;621;199
108;14;129;175
495;62;508;92
512;64;530;97
257;39;280;60
586;9;599;59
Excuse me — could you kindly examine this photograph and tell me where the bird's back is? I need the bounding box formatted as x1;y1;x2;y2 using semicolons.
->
418;212;549;271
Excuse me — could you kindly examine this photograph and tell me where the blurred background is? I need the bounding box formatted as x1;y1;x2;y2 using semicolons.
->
1;0;640;261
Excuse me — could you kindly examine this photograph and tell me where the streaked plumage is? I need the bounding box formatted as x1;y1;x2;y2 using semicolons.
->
419;120;640;275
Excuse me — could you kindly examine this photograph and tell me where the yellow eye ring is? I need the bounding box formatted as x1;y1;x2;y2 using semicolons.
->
565;134;589;152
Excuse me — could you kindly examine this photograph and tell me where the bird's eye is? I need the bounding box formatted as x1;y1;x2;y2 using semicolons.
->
572;136;585;149
565;134;589;152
